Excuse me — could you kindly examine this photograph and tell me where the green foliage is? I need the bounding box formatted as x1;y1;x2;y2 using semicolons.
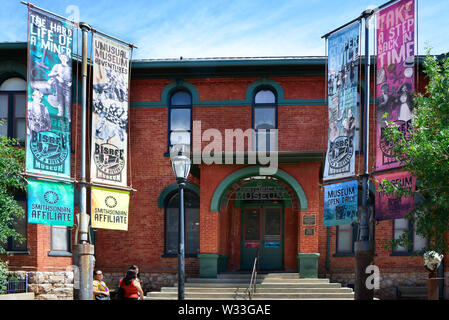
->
0;134;26;255
381;51;449;255
0;260;8;294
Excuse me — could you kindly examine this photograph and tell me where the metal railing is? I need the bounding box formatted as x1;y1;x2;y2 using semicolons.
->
5;275;28;294
247;248;259;300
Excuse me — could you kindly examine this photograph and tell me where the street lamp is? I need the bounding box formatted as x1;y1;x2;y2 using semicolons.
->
170;146;191;300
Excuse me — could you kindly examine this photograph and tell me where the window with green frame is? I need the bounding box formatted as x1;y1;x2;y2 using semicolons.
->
252;88;277;152
168;90;192;152
164;190;199;256
0;77;26;142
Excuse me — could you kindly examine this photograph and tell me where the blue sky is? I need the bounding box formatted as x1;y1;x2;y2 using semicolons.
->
1;0;448;59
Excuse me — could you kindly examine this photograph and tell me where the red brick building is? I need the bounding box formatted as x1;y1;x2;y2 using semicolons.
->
1;42;448;299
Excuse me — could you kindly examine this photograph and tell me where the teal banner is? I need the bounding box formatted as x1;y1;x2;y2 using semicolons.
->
324;180;358;226
26;7;73;179
28;178;74;226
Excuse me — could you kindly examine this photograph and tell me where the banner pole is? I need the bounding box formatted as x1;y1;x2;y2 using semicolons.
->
73;21;95;301
354;9;375;301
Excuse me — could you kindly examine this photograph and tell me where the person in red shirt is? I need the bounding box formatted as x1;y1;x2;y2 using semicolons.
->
119;269;144;300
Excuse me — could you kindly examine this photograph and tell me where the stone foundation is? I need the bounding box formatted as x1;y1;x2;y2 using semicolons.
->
8;271;74;300
330;272;429;300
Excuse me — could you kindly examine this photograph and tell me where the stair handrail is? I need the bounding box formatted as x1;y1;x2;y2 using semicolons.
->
247;247;259;300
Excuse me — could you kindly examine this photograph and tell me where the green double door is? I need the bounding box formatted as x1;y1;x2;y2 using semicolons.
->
241;205;283;270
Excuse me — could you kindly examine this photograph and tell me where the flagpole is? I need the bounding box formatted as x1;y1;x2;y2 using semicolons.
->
73;21;95;301
354;9;375;300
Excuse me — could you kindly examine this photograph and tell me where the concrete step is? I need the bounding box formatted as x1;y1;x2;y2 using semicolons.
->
161;287;353;294
217;273;300;279
186;278;330;284
146;292;355;300
145;297;355;300
180;282;342;288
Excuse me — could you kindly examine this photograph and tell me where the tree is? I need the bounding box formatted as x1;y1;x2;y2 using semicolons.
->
380;52;449;255
0;131;26;294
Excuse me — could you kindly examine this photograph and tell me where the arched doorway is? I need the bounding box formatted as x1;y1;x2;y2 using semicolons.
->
223;175;300;272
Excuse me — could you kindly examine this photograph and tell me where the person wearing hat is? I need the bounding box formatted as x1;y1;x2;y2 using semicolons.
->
397;82;413;122
48;52;72;122
27;89;51;134
377;82;394;115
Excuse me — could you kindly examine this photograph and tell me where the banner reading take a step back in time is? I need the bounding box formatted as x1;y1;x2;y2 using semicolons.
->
91;34;130;187
374;171;415;221
91;186;129;231
27;178;74;226
376;0;415;171
26;7;73;179
324;180;358;226
324;21;360;181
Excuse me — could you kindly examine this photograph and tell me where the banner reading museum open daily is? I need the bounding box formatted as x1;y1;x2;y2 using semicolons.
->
376;0;415;171
27;178;74;226
324;180;358;226
324;21;360;181
91;186;129;231
374;171;415;221
90;34;130;187
26;7;73;179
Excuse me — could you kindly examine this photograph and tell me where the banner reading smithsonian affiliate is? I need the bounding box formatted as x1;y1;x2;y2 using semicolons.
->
324;180;358;226
26;7;73;179
324;21;360;181
376;0;415;171
28;179;74;226
91;33;130;188
91;186;129;231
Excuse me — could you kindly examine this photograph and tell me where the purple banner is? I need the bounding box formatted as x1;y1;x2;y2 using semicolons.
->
375;171;415;221
376;0;415;170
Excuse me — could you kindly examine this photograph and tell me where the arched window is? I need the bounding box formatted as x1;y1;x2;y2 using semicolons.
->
168;90;192;151
0;77;26;141
165;190;199;256
253;88;277;151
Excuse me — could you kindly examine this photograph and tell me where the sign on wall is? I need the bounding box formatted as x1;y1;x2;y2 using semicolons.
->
324;180;358;226
26;7;74;179
376;0;415;171
91;186;129;231
324;21;360;181
374;171;415;221
90;34;131;187
27;178;74;226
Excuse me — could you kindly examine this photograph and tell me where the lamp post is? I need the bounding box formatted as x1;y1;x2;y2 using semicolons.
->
170;148;191;300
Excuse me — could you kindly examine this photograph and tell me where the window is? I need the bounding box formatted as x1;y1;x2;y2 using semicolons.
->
168;90;192;151
253;88;277;152
165;190;199;256
392;218;427;254
49;226;71;255
336;224;358;254
4;200;27;252
0;77;26;142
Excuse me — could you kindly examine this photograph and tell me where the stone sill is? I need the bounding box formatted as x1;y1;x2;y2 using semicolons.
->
0;292;34;300
48;251;72;257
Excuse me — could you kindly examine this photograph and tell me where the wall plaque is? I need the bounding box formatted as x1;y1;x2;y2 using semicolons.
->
304;228;315;236
302;214;316;226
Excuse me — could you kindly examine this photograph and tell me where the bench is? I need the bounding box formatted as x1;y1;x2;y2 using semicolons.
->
396;286;427;300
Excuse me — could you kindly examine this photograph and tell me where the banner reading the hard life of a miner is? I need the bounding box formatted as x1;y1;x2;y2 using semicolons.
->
376;0;415;171
26;7;73;179
324;180;358;226
91;186;129;231
324;21;360;181
374;171;416;221
90;34;130;187
27;178;74;226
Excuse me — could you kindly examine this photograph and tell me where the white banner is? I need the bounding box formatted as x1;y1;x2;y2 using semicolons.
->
91;34;130;187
